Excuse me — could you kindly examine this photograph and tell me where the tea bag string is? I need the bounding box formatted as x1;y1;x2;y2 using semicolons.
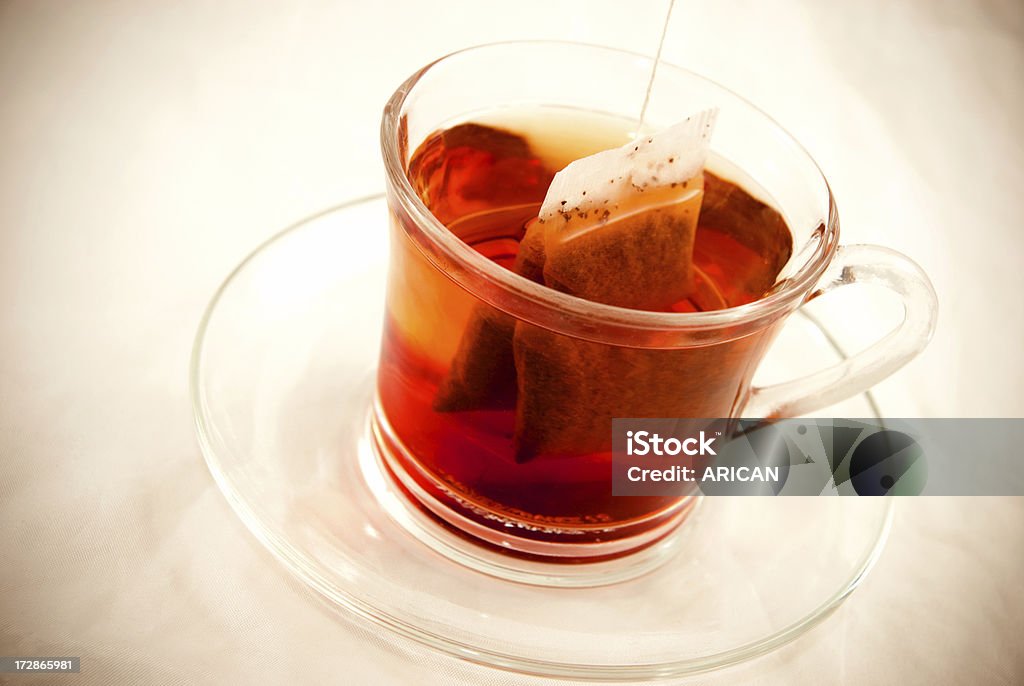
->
638;0;677;133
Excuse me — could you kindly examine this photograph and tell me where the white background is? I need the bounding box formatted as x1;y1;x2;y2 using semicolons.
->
1;0;1022;684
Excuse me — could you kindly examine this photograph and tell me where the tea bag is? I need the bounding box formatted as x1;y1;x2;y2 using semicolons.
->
434;219;546;411
700;171;793;296
415;123;554;226
513;110;718;460
538;110;716;310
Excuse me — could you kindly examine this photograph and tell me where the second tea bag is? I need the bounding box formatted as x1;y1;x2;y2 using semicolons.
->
434;218;547;411
513;110;717;460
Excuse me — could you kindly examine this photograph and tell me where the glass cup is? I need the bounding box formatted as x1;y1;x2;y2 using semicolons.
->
375;41;937;566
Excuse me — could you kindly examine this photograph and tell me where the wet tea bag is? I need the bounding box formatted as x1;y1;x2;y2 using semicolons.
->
430;121;555;413
434;218;547;412
435;111;719;460
512;110;718;460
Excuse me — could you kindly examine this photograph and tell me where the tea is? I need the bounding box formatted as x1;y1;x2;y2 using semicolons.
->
377;108;792;549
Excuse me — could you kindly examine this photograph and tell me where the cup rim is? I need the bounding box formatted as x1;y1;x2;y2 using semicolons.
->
380;39;839;338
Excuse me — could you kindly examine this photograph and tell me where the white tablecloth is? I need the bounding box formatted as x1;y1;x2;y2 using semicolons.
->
1;1;1022;683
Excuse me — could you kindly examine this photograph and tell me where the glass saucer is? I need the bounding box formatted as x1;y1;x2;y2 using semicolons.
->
190;195;893;681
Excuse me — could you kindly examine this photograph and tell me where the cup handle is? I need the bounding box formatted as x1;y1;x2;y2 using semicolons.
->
744;244;938;418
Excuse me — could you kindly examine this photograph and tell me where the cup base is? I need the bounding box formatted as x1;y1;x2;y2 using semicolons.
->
367;401;698;586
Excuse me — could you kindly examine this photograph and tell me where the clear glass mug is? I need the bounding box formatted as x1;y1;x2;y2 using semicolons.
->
375;41;937;563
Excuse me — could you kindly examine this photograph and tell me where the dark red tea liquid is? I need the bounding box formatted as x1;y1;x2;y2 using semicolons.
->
377;110;792;548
